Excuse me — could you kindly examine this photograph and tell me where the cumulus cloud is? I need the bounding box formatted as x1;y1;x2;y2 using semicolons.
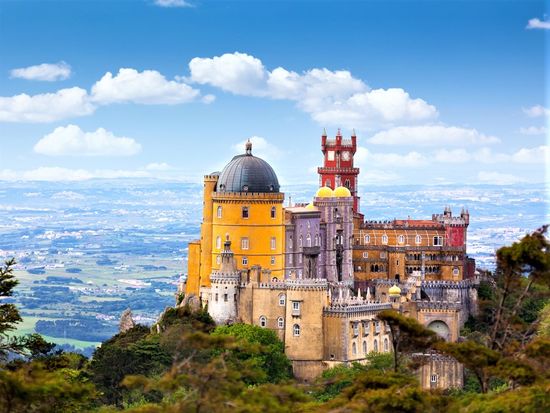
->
367;125;500;146
91;68;200;104
523;105;550;118
519;126;547;135
477;171;524;185
433;149;472;163
232;136;283;160
526;17;550;30
33;124;142;156
189;52;437;129
154;0;192;7
0;87;94;122
355;147;427;167
10;61;71;81
145;162;172;171
511;146;550;164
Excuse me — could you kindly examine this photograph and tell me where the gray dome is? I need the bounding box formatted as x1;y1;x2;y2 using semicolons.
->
216;141;280;193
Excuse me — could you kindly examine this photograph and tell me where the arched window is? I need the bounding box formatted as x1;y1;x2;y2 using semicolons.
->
415;234;421;244
217;206;222;218
279;294;286;306
216;236;221;250
314;234;319;246
382;235;388;244
293;324;300;337
398;235;405;244
277;317;284;329
363;340;367;354
289;236;293;249
242;206;249;218
270;206;276;219
352;342;357;355
306;234;312;247
259;316;267;328
325;179;330;187
364;235;370;244
299;236;303;247
216;255;221;264
373;339;378;352
384;338;389;352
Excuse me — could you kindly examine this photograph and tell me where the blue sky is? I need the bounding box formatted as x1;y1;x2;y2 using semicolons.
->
0;0;547;186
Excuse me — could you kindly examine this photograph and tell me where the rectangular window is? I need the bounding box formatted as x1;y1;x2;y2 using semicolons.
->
363;252;369;258
270;207;276;219
215;293;218;302
292;301;301;316
431;374;438;383
242;257;248;265
241;237;249;250
270;237;276;250
380;251;387;259
223;294;228;302
289;254;293;264
271;256;276;265
433;236;443;246
242;206;249;219
375;321;380;333
352;323;359;337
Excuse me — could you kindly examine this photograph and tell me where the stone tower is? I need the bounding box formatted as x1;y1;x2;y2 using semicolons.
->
318;129;360;213
208;237;241;325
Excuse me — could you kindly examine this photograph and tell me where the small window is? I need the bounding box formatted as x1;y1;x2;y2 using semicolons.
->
382;234;388;244
279;294;286;306
241;237;249;250
431;374;438;383
325;179;330;187
289;236;293;249
384;338;389;352
293;301;300;311
352;342;357;355
363;252;368;259
364;235;370;244
270;206;276;219
299;236;303;247
242;257;248;266
271;256;276;265
277;317;284;329
216;236;221;250
433;236;443;246
345;179;351;188
259;316;267;328
215;293;218;302
242;206;249;219
314;234;319;246
306;234;312;247
373;339;378;352
293;324;300;336
217;206;222;218
223;294;228;302
453;267;459;276
398;235;405;244
380;251;387;259
289;254;293;264
352;323;359;337
216;255;221;264
363;340;367;354
270;237;276;250
415;235;421;244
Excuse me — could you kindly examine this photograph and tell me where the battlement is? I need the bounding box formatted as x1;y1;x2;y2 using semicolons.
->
421;279;478;289
324;302;392;316
285;278;328;290
416;301;462;311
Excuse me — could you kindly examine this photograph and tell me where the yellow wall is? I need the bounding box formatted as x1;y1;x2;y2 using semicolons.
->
185;241;201;295
211;192;285;278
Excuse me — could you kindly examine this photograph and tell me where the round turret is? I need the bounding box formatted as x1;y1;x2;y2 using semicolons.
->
334;186;352;197
217;140;280;193
315;186;334;198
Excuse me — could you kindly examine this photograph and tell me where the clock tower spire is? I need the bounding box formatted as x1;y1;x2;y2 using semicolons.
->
317;129;361;214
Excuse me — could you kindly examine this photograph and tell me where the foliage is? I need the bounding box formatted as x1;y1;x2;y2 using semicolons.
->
0;258;22;359
212;323;292;383
377;309;441;371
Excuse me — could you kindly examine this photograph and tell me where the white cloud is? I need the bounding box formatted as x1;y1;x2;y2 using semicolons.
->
367;125;500;146
0;87;94;122
526;17;550;30
145;162;172;171
189;52;437;129
232;136;282;160
91;68;200;104
519;126;547;135
511;146;550;164
355;147;427;167
10;61;71;81
523;105;550;118
33;124;142;156
433;149;472;163
477;171;524;185
154;0;192;7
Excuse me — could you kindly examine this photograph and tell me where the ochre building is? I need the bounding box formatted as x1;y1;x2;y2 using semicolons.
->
182;132;478;388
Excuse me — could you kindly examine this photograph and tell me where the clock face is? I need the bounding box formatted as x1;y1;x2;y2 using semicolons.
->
342;151;351;161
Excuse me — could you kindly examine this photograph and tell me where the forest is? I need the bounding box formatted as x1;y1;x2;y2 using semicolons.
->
0;227;548;413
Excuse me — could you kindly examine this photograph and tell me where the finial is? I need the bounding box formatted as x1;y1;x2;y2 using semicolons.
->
351;128;356;137
322;128;327;137
337;128;341;136
245;139;252;155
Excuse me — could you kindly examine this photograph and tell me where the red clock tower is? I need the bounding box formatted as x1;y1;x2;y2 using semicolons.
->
317;129;361;214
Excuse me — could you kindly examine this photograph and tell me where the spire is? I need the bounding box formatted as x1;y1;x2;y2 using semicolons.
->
366;287;371;301
337;128;341;136
351;128;356;137
245;139;252;155
322;128;327;137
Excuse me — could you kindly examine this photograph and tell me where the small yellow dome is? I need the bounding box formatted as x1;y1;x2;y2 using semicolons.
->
388;284;401;296
315;186;334;198
334;186;352;197
305;202;316;210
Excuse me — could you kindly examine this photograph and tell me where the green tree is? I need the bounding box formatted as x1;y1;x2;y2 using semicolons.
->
0;258;22;359
212;323;292;383
377;310;441;372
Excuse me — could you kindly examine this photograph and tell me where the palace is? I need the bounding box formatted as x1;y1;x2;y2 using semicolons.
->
181;130;478;388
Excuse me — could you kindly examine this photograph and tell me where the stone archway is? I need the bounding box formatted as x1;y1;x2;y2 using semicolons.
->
427;320;451;341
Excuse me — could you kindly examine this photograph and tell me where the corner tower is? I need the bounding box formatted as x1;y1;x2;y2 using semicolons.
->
318;129;360;214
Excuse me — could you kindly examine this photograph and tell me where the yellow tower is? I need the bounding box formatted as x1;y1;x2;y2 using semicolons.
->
186;141;285;296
